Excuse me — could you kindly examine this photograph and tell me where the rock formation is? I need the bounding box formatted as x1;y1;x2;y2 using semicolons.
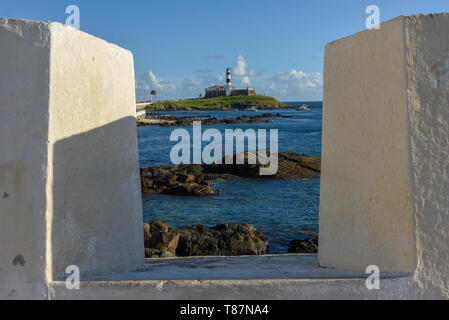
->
144;221;269;258
287;238;319;254
137;113;292;127
141;151;321;196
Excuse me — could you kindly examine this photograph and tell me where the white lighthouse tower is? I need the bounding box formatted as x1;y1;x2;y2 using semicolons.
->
225;68;231;96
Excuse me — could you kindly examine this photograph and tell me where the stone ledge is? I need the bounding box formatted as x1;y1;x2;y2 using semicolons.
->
81;255;409;281
49;255;417;300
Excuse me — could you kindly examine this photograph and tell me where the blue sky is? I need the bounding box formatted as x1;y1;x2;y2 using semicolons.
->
2;0;449;101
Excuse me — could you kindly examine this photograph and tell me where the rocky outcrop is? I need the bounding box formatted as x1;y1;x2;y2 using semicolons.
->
144;221;269;258
287;238;319;254
141;166;221;196
144;222;180;258
137;113;292;127
141;151;321;196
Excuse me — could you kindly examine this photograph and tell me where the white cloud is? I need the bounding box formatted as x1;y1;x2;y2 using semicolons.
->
241;76;251;86
232;55;257;86
259;69;323;100
217;73;225;82
274;69;323;89
137;71;173;91
233;55;249;76
135;65;323;102
136;70;227;101
147;71;163;89
135;70;177;101
182;77;202;88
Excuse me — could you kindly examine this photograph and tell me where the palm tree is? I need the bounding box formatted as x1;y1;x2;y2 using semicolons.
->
150;90;157;102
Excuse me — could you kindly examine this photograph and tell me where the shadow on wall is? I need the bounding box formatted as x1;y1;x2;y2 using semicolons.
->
51;116;144;280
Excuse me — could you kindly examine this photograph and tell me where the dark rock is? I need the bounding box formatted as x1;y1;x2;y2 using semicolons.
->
177;173;196;184
143;221;180;252
140;151;321;196
162;183;221;197
144;222;269;258
140;165;222;196
138;112;293;127
274;151;321;180
145;248;176;258
287;238;318;254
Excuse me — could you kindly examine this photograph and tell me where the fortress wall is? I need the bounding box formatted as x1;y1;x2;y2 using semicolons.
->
319;17;416;274
46;23;144;280
230;89;256;96
404;14;449;298
0;19;51;300
0;19;144;298
320;14;449;298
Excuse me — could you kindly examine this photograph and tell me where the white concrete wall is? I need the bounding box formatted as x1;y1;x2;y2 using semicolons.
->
0;19;144;298
50;277;419;300
0;19;51;300
47;23;144;280
404;13;449;299
320;14;449;298
320;17;416;274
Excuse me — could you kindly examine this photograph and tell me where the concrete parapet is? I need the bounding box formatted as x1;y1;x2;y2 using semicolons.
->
320;14;449;298
0;18;144;299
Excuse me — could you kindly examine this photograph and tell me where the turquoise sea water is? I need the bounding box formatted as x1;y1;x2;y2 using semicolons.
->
137;102;322;254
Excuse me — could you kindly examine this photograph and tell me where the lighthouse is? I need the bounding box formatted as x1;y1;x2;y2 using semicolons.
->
204;67;255;98
226;68;231;96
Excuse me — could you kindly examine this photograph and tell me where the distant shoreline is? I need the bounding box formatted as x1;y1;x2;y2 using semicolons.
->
143;105;323;112
140;95;323;112
137;112;293;127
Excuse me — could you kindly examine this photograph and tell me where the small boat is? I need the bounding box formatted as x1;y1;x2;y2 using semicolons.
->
245;106;258;112
296;104;310;111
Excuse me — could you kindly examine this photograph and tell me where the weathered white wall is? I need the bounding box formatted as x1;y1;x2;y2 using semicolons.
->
320;14;449;298
0;19;51;299
404;13;449;299
0;19;144;298
50;276;419;300
319;17;416;273
47;23;144;280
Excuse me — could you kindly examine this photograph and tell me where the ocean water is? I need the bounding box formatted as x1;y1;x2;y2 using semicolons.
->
137;102;322;254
